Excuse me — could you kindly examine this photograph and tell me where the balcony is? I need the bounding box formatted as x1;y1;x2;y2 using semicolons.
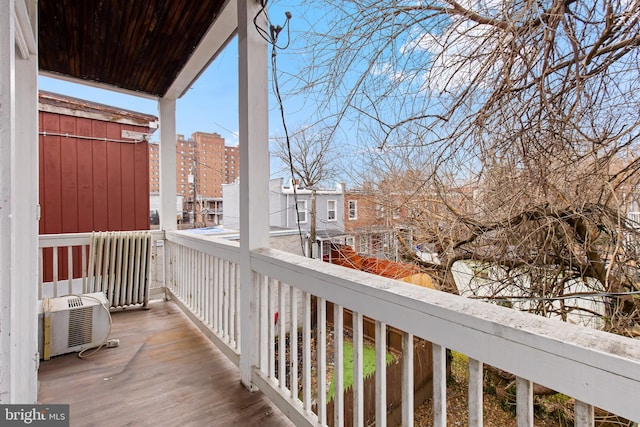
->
37;231;640;426
5;1;640;424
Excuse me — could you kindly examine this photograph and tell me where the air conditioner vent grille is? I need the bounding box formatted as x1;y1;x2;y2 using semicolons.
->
68;306;93;348
67;297;83;308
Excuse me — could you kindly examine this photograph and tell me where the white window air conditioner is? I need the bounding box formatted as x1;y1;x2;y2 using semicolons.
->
38;292;110;359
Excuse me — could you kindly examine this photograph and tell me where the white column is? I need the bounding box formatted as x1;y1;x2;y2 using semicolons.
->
0;0;17;404
158;98;177;231
0;0;39;403
238;0;269;389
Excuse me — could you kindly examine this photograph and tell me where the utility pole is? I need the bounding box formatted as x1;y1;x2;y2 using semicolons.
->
310;188;317;258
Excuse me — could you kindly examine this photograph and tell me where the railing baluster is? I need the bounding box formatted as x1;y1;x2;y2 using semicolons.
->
289;286;298;400
574;400;594;427
204;254;210;325
224;259;230;342
183;246;189;306
403;332;414;427
334;304;344;427
213;257;219;331
516;377;533;427
230;262;237;347
236;263;240;346
185;246;190;300
149;240;156;290
433;343;446;427
171;243;176;294
52;246;59;297
38;247;43;299
165;242;172;294
81;243;87;293
201;252;206;317
259;274;268;374
176;245;181;298
303;291;312;414
67;245;73;294
469;358;483;427
178;244;183;297
222;260;229;336
353;311;364;427
278;281;286;390
182;245;186;299
213;256;218;329
200;251;205;318
185;247;190;305
195;250;201;316
164;242;170;293
217;258;224;332
191;248;197;312
268;278;276;380
318;297;327;426
191;248;196;310
375;320;387;427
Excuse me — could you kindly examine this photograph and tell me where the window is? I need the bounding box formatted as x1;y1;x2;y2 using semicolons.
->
376;204;384;219
296;200;307;223
348;200;357;220
346;236;355;249
327;200;337;221
393;206;401;219
359;235;367;253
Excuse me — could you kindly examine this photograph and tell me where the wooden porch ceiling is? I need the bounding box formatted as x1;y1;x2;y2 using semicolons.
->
38;0;228;98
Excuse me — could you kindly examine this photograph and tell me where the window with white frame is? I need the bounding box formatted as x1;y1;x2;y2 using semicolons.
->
296;200;307;223
346;236;355;249
393;206;401;219
327;200;337;221
359;235;367;253
348;200;357;220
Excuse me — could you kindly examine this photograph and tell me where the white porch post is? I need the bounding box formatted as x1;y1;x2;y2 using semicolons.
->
158;98;178;231
0;0;39;403
238;0;269;388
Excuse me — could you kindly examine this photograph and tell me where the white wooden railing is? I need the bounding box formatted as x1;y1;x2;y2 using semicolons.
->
164;231;241;364
38;231;165;299
162;230;640;427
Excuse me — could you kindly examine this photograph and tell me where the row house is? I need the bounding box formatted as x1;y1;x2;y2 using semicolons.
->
344;183;478;259
223;178;349;257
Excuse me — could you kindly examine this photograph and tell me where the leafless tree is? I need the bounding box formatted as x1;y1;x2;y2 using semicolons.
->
273;124;339;188
292;0;640;332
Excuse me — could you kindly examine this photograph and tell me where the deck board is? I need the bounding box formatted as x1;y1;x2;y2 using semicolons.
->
38;299;295;427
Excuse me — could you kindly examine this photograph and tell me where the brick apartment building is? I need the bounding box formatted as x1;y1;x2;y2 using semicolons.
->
149;131;239;225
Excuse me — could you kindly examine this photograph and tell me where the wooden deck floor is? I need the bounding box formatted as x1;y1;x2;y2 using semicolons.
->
37;299;295;427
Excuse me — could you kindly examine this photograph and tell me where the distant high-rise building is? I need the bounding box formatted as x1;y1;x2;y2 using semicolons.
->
149;132;239;224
